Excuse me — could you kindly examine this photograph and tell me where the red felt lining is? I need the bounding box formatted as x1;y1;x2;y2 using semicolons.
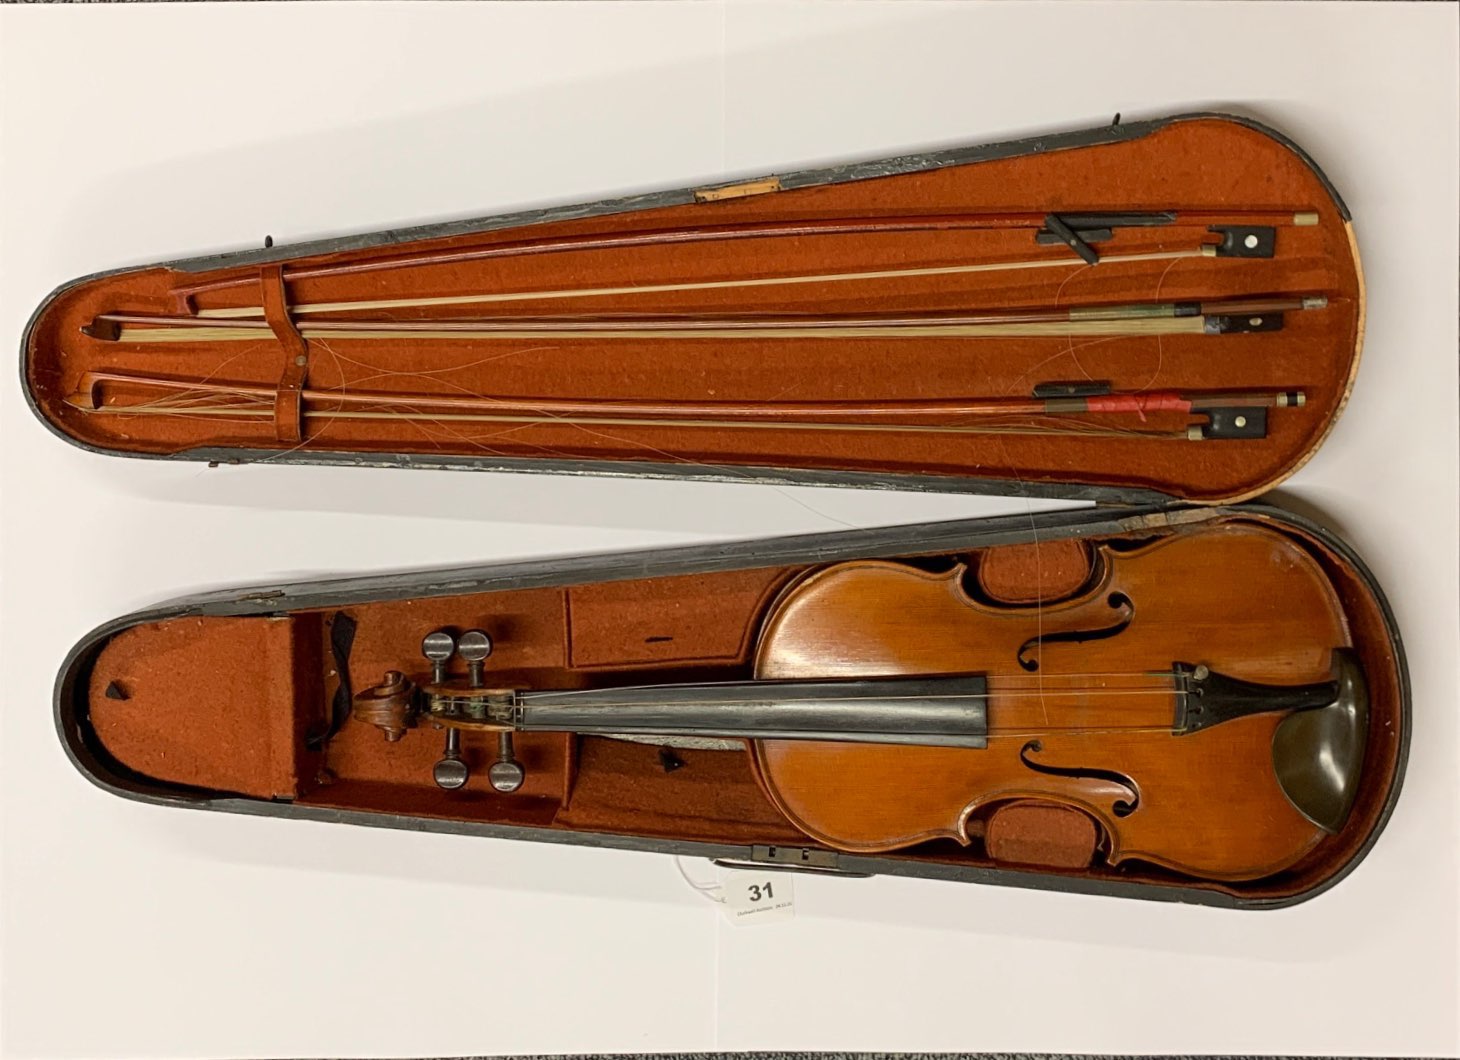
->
26;117;1362;503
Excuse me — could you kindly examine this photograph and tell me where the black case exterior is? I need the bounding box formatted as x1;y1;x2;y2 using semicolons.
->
54;502;1409;909
20;110;1352;506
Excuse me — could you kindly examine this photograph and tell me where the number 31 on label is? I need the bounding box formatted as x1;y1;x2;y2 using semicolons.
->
720;869;795;925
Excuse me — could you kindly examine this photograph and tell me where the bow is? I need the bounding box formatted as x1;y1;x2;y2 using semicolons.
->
65;371;1303;442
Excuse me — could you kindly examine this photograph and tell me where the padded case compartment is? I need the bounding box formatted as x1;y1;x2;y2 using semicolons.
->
58;505;1407;908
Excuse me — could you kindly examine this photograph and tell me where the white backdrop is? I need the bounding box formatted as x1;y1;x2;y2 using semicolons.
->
1;3;1456;1057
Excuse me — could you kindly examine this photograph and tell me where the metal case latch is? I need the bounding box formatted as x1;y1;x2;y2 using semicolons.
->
713;844;869;876
752;844;841;869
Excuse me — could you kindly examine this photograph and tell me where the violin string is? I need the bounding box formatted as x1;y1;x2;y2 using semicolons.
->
982;726;1180;738
305;338;706;469
517;668;1185;697
303;339;555;465
509;689;1186;712
998;669;1184;679
443;718;1189;738
1008;261;1085;731
983;247;1196;728
297;340;873;535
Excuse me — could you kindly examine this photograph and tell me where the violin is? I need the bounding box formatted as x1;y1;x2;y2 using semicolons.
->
352;524;1367;883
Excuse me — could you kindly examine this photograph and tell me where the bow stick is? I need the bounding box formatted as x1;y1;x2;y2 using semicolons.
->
166;208;1319;308
170;246;1219;323
87;295;1325;344
64;371;1305;442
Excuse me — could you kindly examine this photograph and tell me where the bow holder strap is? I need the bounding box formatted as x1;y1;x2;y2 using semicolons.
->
260;265;308;443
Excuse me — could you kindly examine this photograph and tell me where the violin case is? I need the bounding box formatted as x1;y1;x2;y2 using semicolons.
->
31;113;1409;907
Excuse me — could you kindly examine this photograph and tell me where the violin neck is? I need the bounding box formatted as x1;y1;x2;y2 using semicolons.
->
515;675;990;748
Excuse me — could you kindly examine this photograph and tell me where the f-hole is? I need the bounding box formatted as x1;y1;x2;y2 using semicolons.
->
1016;591;1134;672
1019;740;1140;817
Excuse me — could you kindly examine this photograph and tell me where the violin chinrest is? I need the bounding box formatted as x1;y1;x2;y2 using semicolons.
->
1272;650;1369;834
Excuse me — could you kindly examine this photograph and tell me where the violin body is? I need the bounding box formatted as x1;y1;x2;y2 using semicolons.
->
751;525;1350;880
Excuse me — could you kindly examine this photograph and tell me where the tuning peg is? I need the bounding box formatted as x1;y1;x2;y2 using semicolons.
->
432;728;470;791
488;731;525;794
421;629;456;684
457;629;493;687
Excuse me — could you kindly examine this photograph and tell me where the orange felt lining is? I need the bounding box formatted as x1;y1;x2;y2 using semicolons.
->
985;801;1098;869
88;614;317;799
975;538;1092;604
26;117;1362;503
567;568;791;669
80;516;1404;900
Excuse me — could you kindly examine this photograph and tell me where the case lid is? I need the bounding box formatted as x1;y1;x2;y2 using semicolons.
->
23;112;1362;505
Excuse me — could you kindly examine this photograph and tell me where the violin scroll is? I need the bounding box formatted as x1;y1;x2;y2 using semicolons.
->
351;670;416;742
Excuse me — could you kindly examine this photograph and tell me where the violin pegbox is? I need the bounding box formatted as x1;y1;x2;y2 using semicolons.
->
350;627;527;795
